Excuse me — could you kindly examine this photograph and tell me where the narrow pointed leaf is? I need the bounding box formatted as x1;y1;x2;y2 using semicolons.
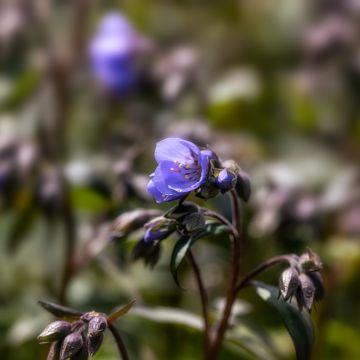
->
170;230;207;286
107;299;136;323
253;281;314;360
38;300;83;320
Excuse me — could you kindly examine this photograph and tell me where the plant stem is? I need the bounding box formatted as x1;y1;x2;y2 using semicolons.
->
208;190;242;360
235;254;298;293
202;209;239;239
58;189;76;304
108;323;130;360
187;250;211;357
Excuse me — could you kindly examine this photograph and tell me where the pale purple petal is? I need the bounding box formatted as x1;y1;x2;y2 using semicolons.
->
159;161;201;193
154;138;200;164
147;179;182;203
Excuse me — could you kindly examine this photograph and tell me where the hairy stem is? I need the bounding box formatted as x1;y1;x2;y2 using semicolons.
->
208;190;242;359
235;254;298;293
108;323;129;360
187;250;211;357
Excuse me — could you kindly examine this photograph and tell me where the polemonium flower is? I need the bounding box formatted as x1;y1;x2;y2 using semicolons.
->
147;138;212;203
89;12;137;95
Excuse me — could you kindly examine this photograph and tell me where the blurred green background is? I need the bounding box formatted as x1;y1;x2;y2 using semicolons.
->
0;0;359;359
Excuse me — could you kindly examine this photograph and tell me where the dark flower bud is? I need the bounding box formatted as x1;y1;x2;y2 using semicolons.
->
70;342;89;360
182;212;206;233
235;169;251;202
47;341;62;360
308;271;325;301
88;316;108;337
279;267;300;301
144;216;176;243
60;332;83;360
299;248;322;273
166;202;199;220
88;333;104;356
38;321;72;344
195;181;220;200
297;273;316;312
111;209;162;239
215;169;237;192
131;239;161;268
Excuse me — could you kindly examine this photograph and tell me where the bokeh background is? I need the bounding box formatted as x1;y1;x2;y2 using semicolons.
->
0;0;360;359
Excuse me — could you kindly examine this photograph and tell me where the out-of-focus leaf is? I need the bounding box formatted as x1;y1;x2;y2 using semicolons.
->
253;281;314;360
7;196;38;253
70;186;111;213
130;306;203;330
38;300;83;320
0;69;41;111
107;300;136;323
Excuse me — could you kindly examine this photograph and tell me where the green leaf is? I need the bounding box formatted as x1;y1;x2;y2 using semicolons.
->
0;69;41;111
38;300;83;320
107;300;136;323
253;281;314;360
70;186;111;213
170;230;206;286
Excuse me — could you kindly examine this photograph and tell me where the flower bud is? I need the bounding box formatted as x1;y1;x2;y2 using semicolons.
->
88;333;104;356
297;273;316;312
279;267;300;301
235;169;251;202
47;341;62;360
38;321;72;344
299;248;322;273
166;202;199;220
111;209;161;239
60;332;83;360
308;271;325;301
182;212;206;233
88;316;108;337
215;169;237;192
144;216;176;243
195;181;219;200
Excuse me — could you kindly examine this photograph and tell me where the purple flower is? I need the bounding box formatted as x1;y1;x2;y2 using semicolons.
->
147;138;211;203
216;169;236;192
89;12;137;95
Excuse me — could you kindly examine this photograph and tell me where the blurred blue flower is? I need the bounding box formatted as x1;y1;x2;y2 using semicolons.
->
89;12;137;95
147;138;211;203
216;169;236;192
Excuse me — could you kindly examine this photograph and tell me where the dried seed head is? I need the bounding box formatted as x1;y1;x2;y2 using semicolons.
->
308;271;325;301
299;248;322;272
60;332;83;360
38;321;72;344
279;267;300;301
88;316;108;337
88;333;104;356
298;273;316;312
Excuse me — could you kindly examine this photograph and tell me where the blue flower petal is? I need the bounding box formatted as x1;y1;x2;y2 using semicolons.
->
148;173;183;203
159;161;203;193
154;138;200;164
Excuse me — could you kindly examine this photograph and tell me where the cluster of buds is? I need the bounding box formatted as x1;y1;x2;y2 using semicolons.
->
196;155;251;202
279;249;324;312
38;312;108;359
131;203;206;267
37;299;134;360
